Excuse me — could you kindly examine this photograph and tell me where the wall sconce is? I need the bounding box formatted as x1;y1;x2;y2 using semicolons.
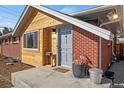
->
107;9;118;20
112;14;118;19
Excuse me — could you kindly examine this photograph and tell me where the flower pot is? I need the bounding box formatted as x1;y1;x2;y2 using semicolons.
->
72;63;86;78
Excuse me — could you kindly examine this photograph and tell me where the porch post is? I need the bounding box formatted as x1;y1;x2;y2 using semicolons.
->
98;37;102;69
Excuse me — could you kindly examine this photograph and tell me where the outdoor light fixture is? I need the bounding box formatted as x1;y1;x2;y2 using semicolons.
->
112;14;118;19
107;9;118;20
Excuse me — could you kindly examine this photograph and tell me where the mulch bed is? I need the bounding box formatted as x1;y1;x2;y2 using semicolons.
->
0;57;34;88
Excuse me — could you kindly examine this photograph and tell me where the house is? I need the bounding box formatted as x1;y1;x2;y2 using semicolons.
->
0;5;123;71
71;5;123;69
10;5;115;71
0;32;21;59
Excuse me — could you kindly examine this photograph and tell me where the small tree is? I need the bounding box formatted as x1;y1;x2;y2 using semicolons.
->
9;27;13;32
0;31;2;36
2;27;12;34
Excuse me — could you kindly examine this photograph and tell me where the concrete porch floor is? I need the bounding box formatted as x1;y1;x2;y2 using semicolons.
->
11;66;110;88
11;61;124;88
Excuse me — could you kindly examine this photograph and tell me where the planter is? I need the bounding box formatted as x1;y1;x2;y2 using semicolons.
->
72;63;86;78
89;68;103;84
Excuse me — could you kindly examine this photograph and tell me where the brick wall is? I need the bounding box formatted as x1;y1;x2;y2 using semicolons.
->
72;26;99;68
101;38;112;71
2;43;21;58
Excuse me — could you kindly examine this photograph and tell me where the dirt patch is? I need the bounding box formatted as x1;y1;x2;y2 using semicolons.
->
0;58;34;88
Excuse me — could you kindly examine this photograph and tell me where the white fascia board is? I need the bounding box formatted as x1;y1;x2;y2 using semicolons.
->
32;5;112;40
70;5;117;16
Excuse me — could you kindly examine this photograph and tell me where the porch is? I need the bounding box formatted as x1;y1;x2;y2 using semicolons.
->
11;66;109;88
12;61;124;88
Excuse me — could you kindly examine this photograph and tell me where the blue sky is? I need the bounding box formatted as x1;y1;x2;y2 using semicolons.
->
0;5;96;28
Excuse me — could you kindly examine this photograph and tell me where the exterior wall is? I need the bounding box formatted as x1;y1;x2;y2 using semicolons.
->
21;10;63;67
101;38;112;71
72;26;99;68
0;45;2;55
2;43;21;58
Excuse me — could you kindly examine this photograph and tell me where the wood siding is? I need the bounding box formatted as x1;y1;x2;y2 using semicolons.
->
21;10;63;67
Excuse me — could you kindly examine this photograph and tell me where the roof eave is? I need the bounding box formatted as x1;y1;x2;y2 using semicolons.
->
12;5;112;41
32;5;112;40
70;5;118;17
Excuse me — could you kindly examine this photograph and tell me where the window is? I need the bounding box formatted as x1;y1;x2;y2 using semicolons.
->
5;39;8;44
9;38;11;43
23;31;38;49
12;37;17;42
12;37;19;43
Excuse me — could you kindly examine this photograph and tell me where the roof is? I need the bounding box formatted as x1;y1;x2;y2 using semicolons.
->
70;5;118;17
0;32;12;39
12;5;113;40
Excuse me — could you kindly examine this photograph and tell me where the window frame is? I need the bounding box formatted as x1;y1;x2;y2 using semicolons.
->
23;31;39;51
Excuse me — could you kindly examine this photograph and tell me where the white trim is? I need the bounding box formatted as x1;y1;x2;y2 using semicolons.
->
32;5;112;40
98;37;102;69
61;65;72;68
13;5;113;40
70;5;117;16
23;48;39;51
23;31;39;49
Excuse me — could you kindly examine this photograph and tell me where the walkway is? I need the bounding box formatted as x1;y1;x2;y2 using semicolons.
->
11;61;124;88
12;66;109;88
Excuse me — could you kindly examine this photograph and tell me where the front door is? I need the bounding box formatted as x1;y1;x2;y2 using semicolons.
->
57;25;72;67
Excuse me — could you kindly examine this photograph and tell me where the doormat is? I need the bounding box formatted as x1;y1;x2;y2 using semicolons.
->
53;67;70;73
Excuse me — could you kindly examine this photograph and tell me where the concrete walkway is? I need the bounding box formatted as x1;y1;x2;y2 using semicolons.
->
12;66;110;88
11;61;124;88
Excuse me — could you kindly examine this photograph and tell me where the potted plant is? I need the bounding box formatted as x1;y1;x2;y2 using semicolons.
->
72;59;86;78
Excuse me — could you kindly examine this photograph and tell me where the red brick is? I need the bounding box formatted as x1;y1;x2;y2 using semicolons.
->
2;43;21;58
72;26;99;68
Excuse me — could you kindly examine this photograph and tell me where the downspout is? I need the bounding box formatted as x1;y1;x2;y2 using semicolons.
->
100;23;116;58
111;34;116;59
98;24;115;69
98;37;102;69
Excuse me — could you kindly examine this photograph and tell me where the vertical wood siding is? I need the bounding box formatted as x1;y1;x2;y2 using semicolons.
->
21;10;63;67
